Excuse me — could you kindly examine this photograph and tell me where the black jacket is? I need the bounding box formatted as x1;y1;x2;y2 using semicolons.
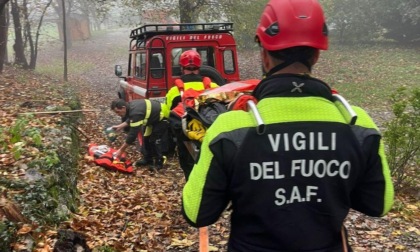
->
125;99;163;145
182;74;394;251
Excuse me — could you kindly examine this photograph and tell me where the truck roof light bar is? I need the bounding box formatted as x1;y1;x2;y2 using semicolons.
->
130;22;234;40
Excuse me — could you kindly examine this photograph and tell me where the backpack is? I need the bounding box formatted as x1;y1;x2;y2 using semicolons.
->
174;79;260;159
185;99;228;128
169;77;215;130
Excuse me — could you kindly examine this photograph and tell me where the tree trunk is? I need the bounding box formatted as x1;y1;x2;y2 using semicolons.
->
11;0;28;69
21;0;37;69
62;0;68;81
179;0;194;23
54;0;72;49
0;0;10;12
29;0;53;69
0;2;9;73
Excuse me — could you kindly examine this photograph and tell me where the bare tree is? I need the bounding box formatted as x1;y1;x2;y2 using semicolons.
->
81;0;115;31
10;0;28;68
179;0;196;23
171;0;214;23
30;0;53;69
0;0;10;12
0;1;9;73
53;0;74;49
9;0;52;69
61;0;67;81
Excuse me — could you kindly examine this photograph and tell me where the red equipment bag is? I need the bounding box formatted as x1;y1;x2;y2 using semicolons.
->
88;144;134;173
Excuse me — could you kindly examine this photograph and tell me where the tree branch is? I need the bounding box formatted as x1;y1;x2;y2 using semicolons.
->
18;109;100;115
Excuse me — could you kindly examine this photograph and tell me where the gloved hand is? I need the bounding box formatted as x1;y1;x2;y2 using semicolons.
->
113;149;122;159
112;121;128;132
186;119;206;142
187;130;206;142
188;118;204;131
105;127;117;142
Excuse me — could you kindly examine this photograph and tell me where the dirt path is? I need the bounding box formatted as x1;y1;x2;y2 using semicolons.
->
36;29;419;252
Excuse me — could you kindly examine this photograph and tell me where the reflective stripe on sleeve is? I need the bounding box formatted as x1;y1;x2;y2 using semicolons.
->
129;99;152;127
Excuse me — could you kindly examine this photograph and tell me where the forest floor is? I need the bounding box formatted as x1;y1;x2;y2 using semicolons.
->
1;28;419;251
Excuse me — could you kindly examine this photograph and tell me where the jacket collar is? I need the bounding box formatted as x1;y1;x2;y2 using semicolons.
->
181;74;203;83
252;74;333;101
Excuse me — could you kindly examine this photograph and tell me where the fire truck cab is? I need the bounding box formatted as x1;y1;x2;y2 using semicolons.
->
115;22;241;103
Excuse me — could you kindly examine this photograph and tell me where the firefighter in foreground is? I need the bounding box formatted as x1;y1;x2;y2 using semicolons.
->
111;99;169;170
182;0;394;251
165;50;218;180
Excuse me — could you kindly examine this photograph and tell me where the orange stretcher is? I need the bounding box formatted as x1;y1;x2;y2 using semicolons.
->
88;144;134;173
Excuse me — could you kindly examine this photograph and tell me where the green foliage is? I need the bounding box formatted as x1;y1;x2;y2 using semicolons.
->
94;246;117;252
1;115;45;159
13;181;65;225
383;87;420;192
0;221;18;252
87;0;420;44
0;113;81;229
67;98;82;110
223;0;266;49
37;22;60;43
26;128;42;147
326;1;381;44
323;0;420;43
0;128;7;149
6;135;80;226
11;142;24;160
373;0;420;43
43;150;60;168
9;117;29;144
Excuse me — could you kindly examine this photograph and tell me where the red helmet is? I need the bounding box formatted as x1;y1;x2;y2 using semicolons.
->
179;50;202;68
255;0;328;51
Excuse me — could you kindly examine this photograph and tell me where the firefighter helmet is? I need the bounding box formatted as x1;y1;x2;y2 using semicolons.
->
179;50;202;68
255;0;328;51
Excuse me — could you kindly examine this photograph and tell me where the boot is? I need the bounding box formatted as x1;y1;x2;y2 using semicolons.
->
155;159;163;171
155;156;166;171
134;158;153;167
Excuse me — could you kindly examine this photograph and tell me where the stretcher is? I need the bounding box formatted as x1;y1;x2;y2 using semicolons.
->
180;79;261;160
88;144;134;173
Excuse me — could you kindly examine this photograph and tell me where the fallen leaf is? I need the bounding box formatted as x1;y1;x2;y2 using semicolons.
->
365;230;381;235
406;204;418;210
209;245;219;251
394;244;406;250
17;225;32;235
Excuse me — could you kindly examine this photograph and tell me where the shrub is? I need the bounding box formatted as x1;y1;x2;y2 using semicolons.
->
383;87;419;192
0;221;17;252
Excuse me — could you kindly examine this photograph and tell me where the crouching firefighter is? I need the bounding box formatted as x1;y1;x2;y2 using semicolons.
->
164;50;219;180
111;99;169;171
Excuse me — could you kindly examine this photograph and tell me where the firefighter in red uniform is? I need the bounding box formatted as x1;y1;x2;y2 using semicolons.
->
182;0;394;251
165;50;218;179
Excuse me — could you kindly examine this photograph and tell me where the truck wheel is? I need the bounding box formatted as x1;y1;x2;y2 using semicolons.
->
200;65;226;86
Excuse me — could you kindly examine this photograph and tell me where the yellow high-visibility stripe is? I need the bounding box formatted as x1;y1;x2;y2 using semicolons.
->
144;126;153;136
160;103;167;120
129;100;152;127
144;99;152;125
130;121;142;127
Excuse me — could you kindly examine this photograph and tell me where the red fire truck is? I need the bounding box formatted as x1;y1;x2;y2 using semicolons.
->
114;22;242;103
